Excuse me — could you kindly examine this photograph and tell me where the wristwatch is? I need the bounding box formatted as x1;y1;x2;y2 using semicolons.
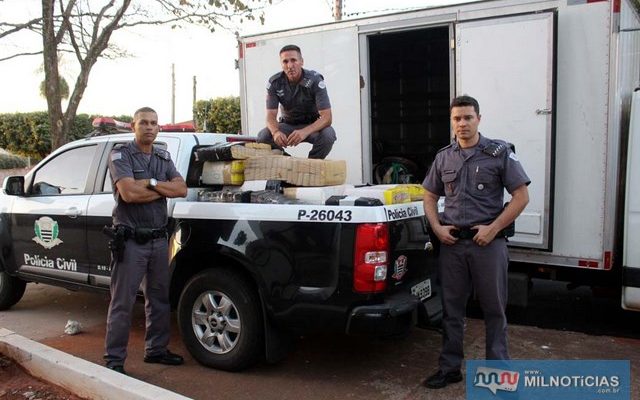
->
148;178;158;189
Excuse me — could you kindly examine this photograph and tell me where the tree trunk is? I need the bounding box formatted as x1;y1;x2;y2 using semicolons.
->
42;0;66;151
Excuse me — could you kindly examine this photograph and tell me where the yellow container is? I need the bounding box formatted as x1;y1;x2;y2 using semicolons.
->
383;186;412;204
396;184;426;201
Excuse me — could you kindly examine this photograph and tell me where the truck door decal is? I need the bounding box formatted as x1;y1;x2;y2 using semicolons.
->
33;216;63;249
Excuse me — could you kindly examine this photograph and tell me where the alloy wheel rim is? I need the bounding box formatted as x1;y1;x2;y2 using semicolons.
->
191;290;241;354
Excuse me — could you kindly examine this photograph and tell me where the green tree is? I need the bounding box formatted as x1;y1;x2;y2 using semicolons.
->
194;96;241;134
0;0;271;152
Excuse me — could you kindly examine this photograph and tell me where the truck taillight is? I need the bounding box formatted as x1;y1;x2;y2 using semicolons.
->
353;223;389;293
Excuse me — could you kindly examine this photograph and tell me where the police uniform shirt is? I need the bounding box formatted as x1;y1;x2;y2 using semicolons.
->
109;141;182;229
266;68;331;125
422;134;531;228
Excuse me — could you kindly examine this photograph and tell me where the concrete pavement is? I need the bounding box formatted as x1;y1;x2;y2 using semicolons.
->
1;283;639;399
0;328;190;400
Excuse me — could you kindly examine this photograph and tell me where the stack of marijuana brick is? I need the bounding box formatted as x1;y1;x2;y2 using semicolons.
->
195;142;347;187
195;142;279;185
243;156;346;186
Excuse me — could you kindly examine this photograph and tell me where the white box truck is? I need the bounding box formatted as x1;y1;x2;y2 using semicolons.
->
238;0;640;311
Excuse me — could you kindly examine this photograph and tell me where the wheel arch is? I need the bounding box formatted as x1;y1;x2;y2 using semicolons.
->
169;245;265;310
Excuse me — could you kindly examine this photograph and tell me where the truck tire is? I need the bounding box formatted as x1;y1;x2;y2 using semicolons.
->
178;268;263;371
0;271;27;310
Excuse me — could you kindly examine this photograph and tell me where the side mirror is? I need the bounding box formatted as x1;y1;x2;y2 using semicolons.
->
3;176;25;196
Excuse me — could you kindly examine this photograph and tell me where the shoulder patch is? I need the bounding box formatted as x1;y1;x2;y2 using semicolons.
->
154;148;171;161
268;72;282;83
509;152;519;162
110;152;122;161
318;80;326;89
436;143;454;154
482;141;508;157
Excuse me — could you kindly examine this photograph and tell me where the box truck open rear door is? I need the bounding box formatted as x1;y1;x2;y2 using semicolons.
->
455;12;556;250
623;89;640;311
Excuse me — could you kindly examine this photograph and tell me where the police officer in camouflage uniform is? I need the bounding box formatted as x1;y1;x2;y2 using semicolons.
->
421;95;530;389
104;107;187;374
257;44;336;159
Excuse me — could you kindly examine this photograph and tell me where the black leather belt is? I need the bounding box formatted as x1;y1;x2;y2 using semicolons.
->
148;228;168;239
451;228;478;239
451;228;511;239
117;226;167;243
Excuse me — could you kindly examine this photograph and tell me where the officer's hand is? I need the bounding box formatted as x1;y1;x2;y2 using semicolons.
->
472;225;497;246
435;225;458;246
273;131;288;148
287;129;310;147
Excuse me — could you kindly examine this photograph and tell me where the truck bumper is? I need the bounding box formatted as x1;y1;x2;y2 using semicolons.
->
345;291;424;336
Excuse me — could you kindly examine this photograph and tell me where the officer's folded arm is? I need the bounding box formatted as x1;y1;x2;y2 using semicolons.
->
152;177;187;199
115;177;163;203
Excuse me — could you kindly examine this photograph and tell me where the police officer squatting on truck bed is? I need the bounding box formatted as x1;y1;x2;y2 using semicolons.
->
421;95;530;389
103;107;187;375
256;44;337;159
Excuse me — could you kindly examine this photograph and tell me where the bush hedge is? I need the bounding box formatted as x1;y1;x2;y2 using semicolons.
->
0;102;236;162
0;112;128;160
0;152;28;169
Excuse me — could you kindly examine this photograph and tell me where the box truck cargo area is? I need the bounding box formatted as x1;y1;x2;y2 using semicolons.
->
367;26;451;185
239;0;640;311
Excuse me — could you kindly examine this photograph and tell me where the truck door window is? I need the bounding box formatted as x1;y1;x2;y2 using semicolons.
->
31;145;97;196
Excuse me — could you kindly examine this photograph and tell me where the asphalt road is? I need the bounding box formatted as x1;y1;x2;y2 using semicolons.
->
1;280;639;400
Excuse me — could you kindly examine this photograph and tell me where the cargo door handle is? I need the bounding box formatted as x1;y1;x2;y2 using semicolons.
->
536;108;552;115
65;207;82;218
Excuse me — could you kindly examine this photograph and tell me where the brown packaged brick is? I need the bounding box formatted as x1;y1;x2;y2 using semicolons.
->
201;160;245;185
195;142;281;161
244;156;346;186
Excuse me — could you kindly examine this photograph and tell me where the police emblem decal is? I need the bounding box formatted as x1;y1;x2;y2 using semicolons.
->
392;255;407;280
33;216;63;249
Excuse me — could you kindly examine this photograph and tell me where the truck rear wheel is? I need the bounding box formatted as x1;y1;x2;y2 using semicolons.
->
0;271;27;310
178;268;263;371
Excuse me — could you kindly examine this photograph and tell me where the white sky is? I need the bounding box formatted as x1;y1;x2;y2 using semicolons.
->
0;0;466;124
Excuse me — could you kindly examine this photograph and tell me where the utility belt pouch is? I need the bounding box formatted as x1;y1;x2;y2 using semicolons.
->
134;228;153;245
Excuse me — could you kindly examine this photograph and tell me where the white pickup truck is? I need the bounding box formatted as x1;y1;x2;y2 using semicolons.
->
0;131;440;370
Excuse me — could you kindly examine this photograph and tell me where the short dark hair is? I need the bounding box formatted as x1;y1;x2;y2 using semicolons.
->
280;44;301;56
450;95;480;115
133;106;157;120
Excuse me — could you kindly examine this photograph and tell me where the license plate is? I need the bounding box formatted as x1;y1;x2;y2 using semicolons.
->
411;279;431;301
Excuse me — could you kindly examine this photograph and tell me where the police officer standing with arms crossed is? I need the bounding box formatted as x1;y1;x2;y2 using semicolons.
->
104;107;187;374
257;44;337;159
421;95;530;389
